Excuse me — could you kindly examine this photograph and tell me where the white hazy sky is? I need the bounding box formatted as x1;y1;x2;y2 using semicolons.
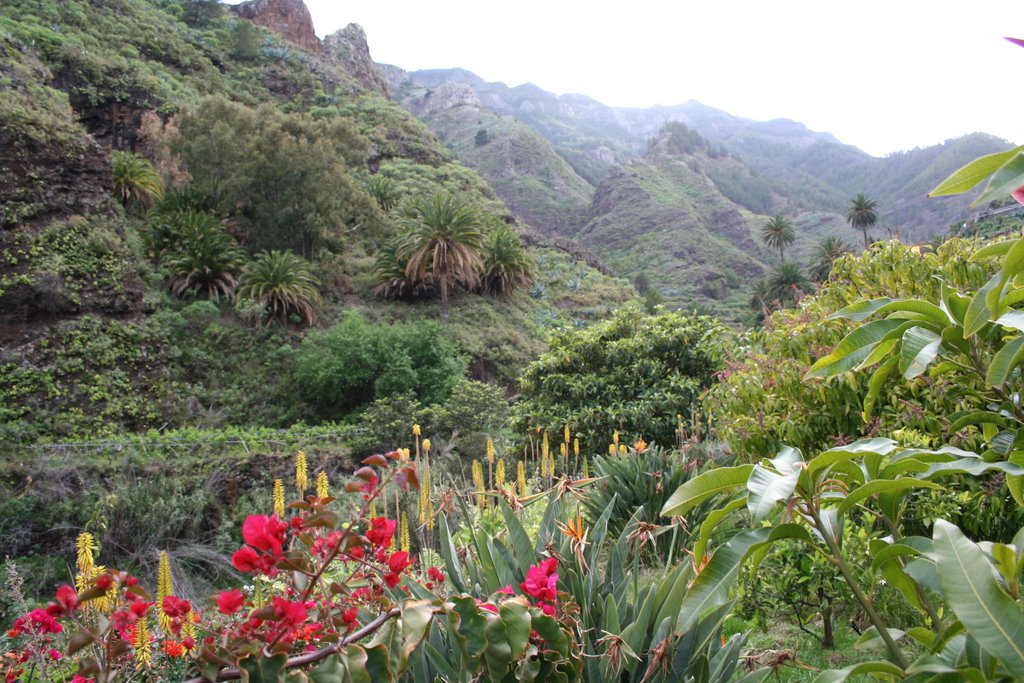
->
232;1;1021;157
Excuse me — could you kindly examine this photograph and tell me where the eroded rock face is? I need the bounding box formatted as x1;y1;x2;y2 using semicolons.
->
323;24;388;96
232;0;321;53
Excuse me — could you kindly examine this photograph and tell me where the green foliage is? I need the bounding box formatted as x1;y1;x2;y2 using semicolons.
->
111;150;163;211
846;193;878;248
236;250;321;328
511;306;726;454
809;235;853;282
163;210;246;301
480;226;535;295
177;96;383;257
294;312;466;420
761;215;796;262
707;239;993;460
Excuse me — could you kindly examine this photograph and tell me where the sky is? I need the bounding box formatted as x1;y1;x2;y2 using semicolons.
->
231;1;1021;157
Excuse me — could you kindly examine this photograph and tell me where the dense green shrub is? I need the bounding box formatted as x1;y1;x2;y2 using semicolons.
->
511;305;726;454
294;312;467;420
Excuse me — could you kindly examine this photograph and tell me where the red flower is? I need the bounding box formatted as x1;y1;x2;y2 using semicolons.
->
129;600;152;618
217;588;246;616
163;595;192;618
366;517;396;548
342;607;358;632
388;551;412;573
521;558;558;602
242;515;288;555
271;597;307;627
232;546;260;572
540;602;556;616
55;584;78;612
94;574;113;591
428;566;445;583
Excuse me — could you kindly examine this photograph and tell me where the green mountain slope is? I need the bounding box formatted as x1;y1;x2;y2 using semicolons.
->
386;72;595;235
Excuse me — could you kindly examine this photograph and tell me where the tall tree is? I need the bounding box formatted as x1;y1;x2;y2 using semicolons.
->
846;193;878;249
761;215;796;262
809;235;853;282
766;262;814;309
397;193;484;322
480;226;535;295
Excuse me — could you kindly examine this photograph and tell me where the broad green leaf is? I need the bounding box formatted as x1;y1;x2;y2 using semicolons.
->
1010;474;1024;506
438;516;467;593
830;297;897;321
810;661;903;682
976;153;1024;207
733;670;773;683
400;601;433;659
923;458;1024;479
899;327;942;379
835;479;943;518
746;463;800;522
995;310;1024;332
499;500;537;576
694;498;748;561
930;146;1024;196
854;626;906;650
948;411;1009;433
423;642;460;682
498;599;531;662
805;320;907;378
833;298;950;325
863;356;898;422
933;520;1024;678
973;240;1016;262
238;653;289;683
309;656;345;683
661;465;753;517
986;336;1024;387
964;273;1001;337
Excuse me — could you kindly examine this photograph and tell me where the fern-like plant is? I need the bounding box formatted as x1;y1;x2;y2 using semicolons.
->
237;250;322;328
164;211;246;301
111;150;163;211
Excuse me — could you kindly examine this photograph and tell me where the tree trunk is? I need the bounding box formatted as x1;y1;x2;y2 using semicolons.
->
440;274;449;323
820;586;835;649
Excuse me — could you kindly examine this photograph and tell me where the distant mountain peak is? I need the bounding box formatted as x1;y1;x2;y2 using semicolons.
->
232;0;321;53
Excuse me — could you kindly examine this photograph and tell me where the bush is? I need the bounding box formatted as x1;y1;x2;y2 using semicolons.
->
294;312;467;420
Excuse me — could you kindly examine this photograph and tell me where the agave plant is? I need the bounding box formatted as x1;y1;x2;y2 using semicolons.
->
164;210;246;301
480;226;536;295
237;250;322;328
111;150;163;211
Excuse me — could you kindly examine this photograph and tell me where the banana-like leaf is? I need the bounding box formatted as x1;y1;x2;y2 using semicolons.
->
948;411;1009;434
933;520;1024;679
831;298;950;325
805;320;907;378
694;498;748;561
929;146;1024;196
498;500;537;577
806;438;897;481
899;327;942;379
986;336;1024;387
661;465;753;517
854;626;906;650
809;661;904;683
972;240;1016;262
922;458;1024;479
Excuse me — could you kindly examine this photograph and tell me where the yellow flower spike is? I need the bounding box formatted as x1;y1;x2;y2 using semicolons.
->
582;456;590;479
369;499;377;519
422;438;431;454
418;464;430;525
613;430;620;447
400;511;411;554
564;424;570;444
540;447;549;478
608;443;616;456
560;442;567;458
542;432;550;459
401;448;410;462
412;424;421;437
76;532;96;575
273;479;285;518
316;471;329;499
495;460;506;488
573;438;580;458
134;616;152;667
619;444;628;456
157;550;173;633
517;461;528;497
472;460;486;507
486;437;495;465
295;451;308;495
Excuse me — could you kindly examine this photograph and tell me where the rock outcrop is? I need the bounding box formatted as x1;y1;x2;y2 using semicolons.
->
232;0;321;53
323;24;388;97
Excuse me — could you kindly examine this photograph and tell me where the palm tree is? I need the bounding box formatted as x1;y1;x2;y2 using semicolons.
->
761;215;796;262
237;250;322;328
846;194;878;249
164;210;246;301
111;150;163;212
480;227;535;295
809;235;853;282
372;240;430;299
397;193;484;322
766;262;814;309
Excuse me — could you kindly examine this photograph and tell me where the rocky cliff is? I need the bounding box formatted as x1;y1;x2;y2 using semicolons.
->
232;0;321;53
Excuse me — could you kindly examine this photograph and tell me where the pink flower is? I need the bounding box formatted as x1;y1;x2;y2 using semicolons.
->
521;558;558;602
